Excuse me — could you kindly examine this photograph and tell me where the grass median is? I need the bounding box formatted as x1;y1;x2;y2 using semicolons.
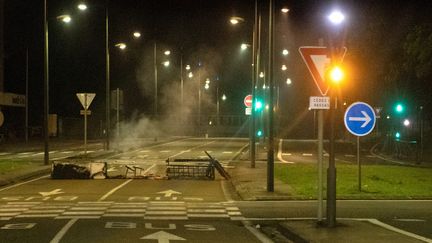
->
275;163;432;199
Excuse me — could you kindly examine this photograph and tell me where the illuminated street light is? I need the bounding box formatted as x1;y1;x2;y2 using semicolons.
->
259;72;264;78
281;7;289;13
204;83;210;90
188;72;193;78
328;10;345;25
115;43;127;50
403;119;410;127
163;61;170;67
386;115;391;119
205;78;210;84
133;31;141;38
329;66;344;84
185;65;191;70
229;16;244;25
282;49;289;56
281;64;287;71
164;50;171;56
222;94;227;101
286;78;292;85
77;3;87;11
57;15;72;23
241;43;249;50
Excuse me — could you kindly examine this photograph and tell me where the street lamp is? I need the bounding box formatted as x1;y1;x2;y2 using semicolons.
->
133;31;141;38
326;9;346;228
57;15;72;23
77;3;88;11
115;43;127;50
229;16;244;25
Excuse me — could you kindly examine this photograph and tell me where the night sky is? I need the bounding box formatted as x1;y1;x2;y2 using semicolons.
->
2;0;432;138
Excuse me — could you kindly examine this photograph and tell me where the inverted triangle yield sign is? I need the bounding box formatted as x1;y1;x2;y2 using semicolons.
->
76;93;96;110
299;46;346;96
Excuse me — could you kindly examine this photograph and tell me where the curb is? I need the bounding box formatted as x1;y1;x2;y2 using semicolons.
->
0;166;51;188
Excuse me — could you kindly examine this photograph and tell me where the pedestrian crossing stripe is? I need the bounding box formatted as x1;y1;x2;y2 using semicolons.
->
0;201;242;221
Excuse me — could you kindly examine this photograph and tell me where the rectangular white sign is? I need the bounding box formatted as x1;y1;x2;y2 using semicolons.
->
245;107;252;115
0;92;26;107
309;96;330;110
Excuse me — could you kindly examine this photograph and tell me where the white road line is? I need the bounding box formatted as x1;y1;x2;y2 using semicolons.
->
145;211;186;215
277;139;294;164
394;218;426;222
168;140;217;159
106;209;146;213
187;214;229;218
50;218;79;243
345;154;355;157
17;214;59;218
0;175;49;192
103;213;145;217
97;179;133;201
222;151;233;154
144;216;188;220
302;153;313;156
367;219;432;243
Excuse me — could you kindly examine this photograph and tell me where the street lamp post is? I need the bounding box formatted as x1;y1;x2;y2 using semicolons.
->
326;9;346;228
43;0;49;165
105;5;110;150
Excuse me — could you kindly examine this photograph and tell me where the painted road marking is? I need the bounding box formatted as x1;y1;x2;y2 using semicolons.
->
302;153;313;156
50;218;79;243
0;201;242;221
222;151;233;154
277;139;294;164
0;175;49;192
345;154;355;158
98;179;133;201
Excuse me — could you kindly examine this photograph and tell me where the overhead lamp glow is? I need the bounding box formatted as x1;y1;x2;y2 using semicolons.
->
286;78;292;85
241;43;248;50
188;72;193;78
204;83;210;90
282;49;289;56
281;64;287;71
133;31;141;38
57;15;72;23
77;3;87;11
115;43;127;50
185;65;191;70
329;66;344;84
403;119;410;127
221;94;227;101
259;72;264;78
230;16;244;25
164;50;171;56
281;7;289;13
328;10;345;25
163;61;170;67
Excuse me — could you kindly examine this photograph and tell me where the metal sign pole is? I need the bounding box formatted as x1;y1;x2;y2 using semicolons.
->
357;136;361;191
84;94;87;155
317;109;324;222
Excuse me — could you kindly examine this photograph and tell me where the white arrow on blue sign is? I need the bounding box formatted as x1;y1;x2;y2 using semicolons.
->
344;102;376;136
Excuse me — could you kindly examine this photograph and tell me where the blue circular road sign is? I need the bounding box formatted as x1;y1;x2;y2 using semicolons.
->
344;102;376;136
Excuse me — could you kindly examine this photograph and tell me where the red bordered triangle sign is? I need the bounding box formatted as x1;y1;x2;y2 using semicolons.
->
299;46;346;96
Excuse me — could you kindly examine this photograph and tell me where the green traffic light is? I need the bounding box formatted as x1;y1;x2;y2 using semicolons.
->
395;132;401;139
255;99;263;111
395;103;404;113
256;130;263;137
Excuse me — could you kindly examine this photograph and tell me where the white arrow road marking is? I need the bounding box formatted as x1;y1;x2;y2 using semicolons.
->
157;190;181;197
141;231;185;243
39;189;64;197
349;111;371;128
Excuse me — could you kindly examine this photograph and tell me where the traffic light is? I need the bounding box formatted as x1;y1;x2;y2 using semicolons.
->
395;103;404;113
395;131;401;139
254;98;263;111
256;130;263;137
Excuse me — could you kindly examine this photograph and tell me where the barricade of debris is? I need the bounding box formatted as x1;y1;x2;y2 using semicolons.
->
165;151;230;180
51;161;107;179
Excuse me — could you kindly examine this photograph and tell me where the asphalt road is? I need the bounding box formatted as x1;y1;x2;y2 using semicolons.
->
0;137;431;242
